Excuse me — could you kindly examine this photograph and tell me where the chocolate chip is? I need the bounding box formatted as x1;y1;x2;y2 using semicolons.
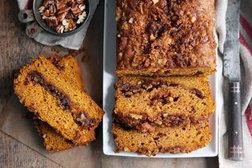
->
173;97;179;102
154;133;164;141
195;71;203;75
191;88;204;99
61;95;71;110
24;77;29;85
75;112;97;129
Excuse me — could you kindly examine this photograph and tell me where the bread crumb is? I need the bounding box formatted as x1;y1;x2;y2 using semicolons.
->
191;16;196;23
128;17;134;24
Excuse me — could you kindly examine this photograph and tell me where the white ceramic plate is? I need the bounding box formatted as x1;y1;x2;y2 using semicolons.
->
102;0;218;158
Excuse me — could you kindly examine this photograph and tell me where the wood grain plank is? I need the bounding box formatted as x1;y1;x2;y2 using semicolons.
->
0;131;62;168
0;0;43;112
101;155;218;168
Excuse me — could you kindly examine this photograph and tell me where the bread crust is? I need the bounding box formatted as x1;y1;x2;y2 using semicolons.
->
116;0;216;76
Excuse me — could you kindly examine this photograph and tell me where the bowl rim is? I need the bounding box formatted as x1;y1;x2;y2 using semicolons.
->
32;0;91;36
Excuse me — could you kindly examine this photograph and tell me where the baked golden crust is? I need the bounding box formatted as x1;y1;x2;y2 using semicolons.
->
112;120;211;156
116;0;216;76
113;76;215;132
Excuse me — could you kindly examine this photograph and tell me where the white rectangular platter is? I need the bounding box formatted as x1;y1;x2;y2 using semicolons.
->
103;0;218;158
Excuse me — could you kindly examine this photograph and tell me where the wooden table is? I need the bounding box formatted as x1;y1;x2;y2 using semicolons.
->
0;0;219;167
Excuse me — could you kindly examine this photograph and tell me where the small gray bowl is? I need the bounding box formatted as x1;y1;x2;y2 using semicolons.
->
33;0;90;36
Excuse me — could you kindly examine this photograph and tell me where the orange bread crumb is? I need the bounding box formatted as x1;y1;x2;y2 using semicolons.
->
34;119;95;152
14;55;104;146
47;55;84;90
34;119;74;152
114;76;215;132
34;55;95;152
112;121;211;156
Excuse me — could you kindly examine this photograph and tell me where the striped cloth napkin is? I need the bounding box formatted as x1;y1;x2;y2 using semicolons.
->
216;0;252;167
240;10;252;138
17;0;99;50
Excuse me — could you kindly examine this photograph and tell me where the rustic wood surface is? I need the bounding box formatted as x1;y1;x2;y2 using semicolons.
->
0;0;219;168
0;131;62;168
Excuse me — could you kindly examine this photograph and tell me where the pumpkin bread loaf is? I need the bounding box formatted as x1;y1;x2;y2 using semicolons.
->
112;120;211;156
14;55;104;146
116;0;216;76
34;55;95;152
114;76;215;132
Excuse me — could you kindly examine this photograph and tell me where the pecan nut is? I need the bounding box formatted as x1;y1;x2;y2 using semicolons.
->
39;0;87;34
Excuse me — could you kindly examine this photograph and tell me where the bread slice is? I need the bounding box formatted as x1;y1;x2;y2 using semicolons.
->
34;119;95;152
14;55;104;146
47;55;84;90
112;121;211;156
34;55;95;152
114;76;215;132
34;119;74;152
